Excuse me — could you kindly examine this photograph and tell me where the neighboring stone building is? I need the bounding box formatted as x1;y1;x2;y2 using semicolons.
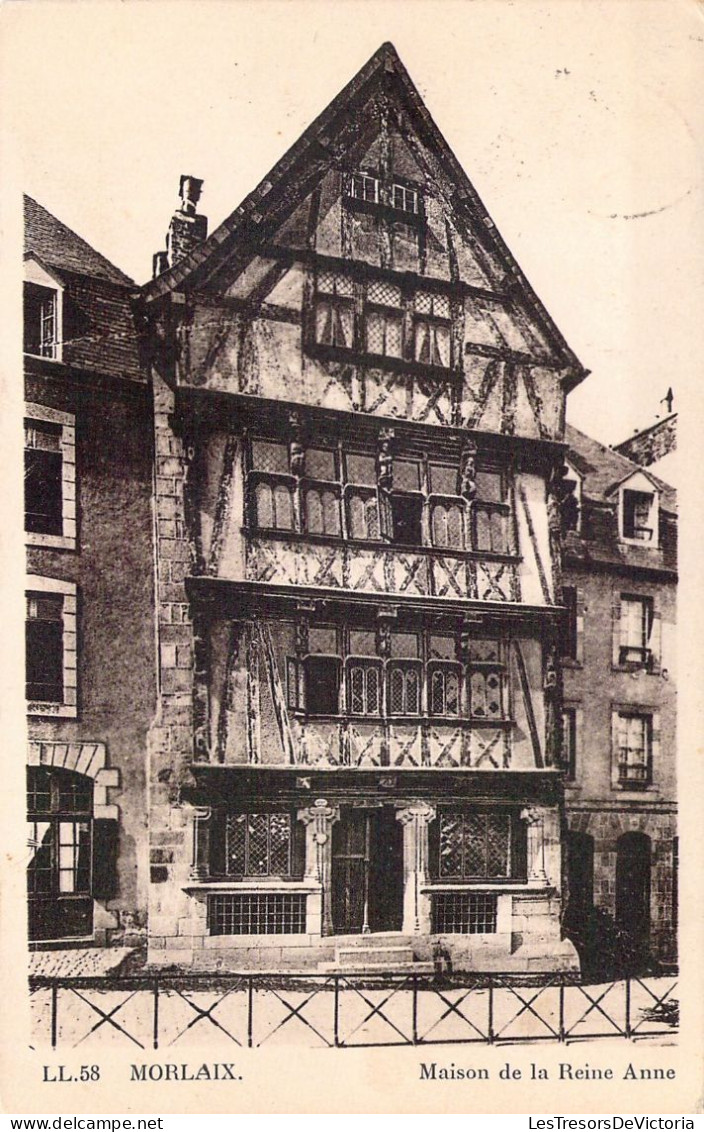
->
614;411;678;489
24;196;154;946
139;43;587;972
561;423;677;974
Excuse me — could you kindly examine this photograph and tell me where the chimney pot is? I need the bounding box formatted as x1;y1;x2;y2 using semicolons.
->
179;175;204;216
154;175;208;271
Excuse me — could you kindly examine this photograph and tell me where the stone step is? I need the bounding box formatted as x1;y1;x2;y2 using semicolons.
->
336;945;416;968
318;961;436;974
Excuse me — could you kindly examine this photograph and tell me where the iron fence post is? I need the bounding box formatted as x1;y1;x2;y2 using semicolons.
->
333;975;340;1047
51;982;58;1050
152;978;159;1050
412;974;418;1045
558;981;565;1042
488;977;494;1044
247;975;254;1048
625;975;632;1039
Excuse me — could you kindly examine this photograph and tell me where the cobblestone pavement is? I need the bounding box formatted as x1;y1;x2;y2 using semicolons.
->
28;948;136;979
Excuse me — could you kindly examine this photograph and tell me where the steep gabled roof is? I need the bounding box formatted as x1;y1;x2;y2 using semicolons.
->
24;194;133;286
142;42;585;385
565;423;676;511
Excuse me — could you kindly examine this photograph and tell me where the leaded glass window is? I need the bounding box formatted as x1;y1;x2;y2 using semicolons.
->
225;813;293;876
347;660;382;715
429;663;461;716
467;639;505;720
438;811;512;879
388;661;421;715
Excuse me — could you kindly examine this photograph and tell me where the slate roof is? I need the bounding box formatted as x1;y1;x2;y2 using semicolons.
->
566;423;676;512
564;423;677;576
24;195;144;382
24;195;133;286
142;42;586;387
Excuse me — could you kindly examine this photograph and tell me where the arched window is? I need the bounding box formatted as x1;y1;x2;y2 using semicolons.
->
347;660;382;715
428;663;461;716
431;501;464;549
387;661;421;715
304;487;341;536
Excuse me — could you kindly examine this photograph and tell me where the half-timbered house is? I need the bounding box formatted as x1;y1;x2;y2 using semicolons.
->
141;44;586;971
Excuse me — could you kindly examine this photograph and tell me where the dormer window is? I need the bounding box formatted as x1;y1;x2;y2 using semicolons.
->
348;172;380;204
391;183;419;215
24;257;63;362
615;470;660;547
622;490;654;542
25;285;57;358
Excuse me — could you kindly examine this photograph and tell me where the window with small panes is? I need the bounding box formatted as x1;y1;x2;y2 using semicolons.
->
286;626;508;723
248;437;513;555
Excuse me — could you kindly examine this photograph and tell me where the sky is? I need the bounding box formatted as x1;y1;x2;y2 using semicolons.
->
2;0;703;447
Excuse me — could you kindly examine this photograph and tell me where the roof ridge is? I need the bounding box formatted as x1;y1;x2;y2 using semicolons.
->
24;194;134;286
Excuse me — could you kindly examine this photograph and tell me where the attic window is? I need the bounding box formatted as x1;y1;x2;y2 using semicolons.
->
622;489;655;543
348;173;380;204
391;184;419;215
24;283;59;360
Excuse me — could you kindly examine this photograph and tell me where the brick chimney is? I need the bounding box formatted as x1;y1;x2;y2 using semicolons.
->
153;176;207;277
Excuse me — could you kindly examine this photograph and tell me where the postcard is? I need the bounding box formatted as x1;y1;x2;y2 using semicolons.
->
0;0;702;1116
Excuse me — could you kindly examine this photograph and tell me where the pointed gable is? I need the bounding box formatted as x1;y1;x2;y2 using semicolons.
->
143;45;584;382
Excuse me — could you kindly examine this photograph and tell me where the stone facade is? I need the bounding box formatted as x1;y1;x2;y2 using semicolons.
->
24;196;154;947
562;424;677;971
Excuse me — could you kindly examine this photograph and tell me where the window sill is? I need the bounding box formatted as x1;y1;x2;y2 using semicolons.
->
611;664;658;676
342;196;426;227
26;701;77;719
26;532;77;551
24;350;62;365
422;882;546;894
619;537;660;550
298;713;514;727
306;340;458;382
245;526;521;564
613;782;655;793
183;879;320;893
561;659;582;670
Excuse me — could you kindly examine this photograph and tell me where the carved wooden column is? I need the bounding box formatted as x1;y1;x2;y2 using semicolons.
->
521;807;548;886
298;799;340;936
396;802;436;934
190;806;212;880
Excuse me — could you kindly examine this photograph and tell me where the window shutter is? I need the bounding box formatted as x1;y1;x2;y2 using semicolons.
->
610;711;620;786
427;813;439;881
292;818;306;879
92;819;119;900
611;597;622;666
647;610;661;669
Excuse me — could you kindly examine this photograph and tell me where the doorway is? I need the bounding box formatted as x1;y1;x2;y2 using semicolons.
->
616;831;651;970
331;807;404;934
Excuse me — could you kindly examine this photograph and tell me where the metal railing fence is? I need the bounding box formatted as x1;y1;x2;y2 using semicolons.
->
29;970;678;1050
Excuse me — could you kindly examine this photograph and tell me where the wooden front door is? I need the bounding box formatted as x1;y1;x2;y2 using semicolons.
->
331;807;404;934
